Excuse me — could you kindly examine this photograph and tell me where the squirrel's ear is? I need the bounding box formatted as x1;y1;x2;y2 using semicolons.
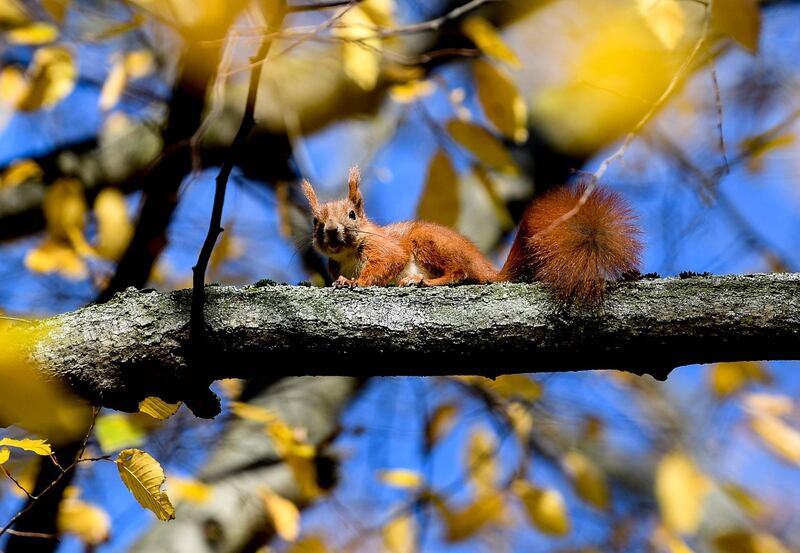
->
302;179;319;213
347;165;364;215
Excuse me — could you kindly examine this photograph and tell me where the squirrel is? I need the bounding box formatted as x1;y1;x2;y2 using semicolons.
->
301;166;642;302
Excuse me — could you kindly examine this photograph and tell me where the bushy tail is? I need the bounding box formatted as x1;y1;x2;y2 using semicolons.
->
499;184;642;302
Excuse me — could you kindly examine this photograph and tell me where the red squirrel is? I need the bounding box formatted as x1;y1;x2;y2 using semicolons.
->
302;166;642;302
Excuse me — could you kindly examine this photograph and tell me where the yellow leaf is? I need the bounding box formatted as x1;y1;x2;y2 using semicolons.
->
218;378;244;400
505;402;533;440
6;22;58;44
138;397;181;421
474;59;528;143
720;482;764;519
231;402;320;499
94;187;133;260
466;430;497;495
714;530;792;553
0;437;52;455
0;0;29;27
442;492;505;542
637;0;685;51
384;514;415;553
377;469;423;489
461;16;521;68
44;177;86;241
261;488;300;542
711;0;761;53
653;526;696;553
288;536;328;553
709;362;771;397
390;79;435;103
530;7;683;155
741;133;795;173
446;119;517;173
18;46;76;111
97;50;153;111
0;324;89;441
0;66;28;106
123;49;154;78
1;158;42;187
742;393;794;417
230;401;277;423
116;448;175;521
417;149;459;227
42;0;70;23
358;0;394;28
24;238;87;279
209;229;242;272
562;451;610;510
425;403;458;447
472;165;514;231
58;498;111;545
169;476;213;504
513;480;570;536
749;414;800;465
0;448;9;464
655;451;711;533
98;60;127;111
95;414;147;453
334;7;382;91
491;374;542;401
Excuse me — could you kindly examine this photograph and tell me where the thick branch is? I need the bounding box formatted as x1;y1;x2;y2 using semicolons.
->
30;273;800;412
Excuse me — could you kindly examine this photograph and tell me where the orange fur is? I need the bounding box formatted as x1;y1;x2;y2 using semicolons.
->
303;168;642;302
500;184;642;302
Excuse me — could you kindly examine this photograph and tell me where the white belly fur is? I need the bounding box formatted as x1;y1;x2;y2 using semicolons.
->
331;253;430;283
394;257;433;283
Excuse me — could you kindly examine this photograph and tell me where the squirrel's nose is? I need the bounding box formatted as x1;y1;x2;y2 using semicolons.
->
325;225;342;240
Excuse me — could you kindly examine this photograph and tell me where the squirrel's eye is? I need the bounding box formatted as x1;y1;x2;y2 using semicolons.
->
349;210;356;220
312;217;318;226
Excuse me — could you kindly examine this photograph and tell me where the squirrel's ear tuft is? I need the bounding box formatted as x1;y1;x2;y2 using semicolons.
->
347;165;364;215
302;179;319;213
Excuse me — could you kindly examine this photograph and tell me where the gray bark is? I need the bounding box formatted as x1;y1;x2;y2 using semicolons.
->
29;272;800;413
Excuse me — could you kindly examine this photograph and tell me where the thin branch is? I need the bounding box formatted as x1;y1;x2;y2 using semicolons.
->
190;2;288;352
708;50;730;174
287;0;364;12
3;529;58;539
2;468;33;500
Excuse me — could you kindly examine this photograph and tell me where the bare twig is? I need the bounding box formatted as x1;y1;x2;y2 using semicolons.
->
288;0;364;12
708;51;730;174
190;3;288;350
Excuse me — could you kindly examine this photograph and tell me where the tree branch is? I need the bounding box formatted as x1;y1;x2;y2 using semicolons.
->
29;273;800;413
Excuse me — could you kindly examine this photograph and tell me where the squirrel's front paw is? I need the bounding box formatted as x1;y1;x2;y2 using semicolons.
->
399;274;425;287
333;276;355;288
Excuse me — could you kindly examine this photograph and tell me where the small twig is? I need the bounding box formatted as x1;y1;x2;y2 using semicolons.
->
2;468;33;500
708;50;730;174
0;316;34;324
4;529;58;539
287;0;364;12
219;0;494;76
190;30;239;174
190;2;288;347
